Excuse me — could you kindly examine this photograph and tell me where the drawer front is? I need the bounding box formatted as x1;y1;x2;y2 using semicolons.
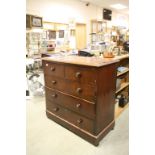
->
44;75;65;90
45;87;96;119
65;65;97;84
43;61;64;78
45;76;96;102
46;102;94;133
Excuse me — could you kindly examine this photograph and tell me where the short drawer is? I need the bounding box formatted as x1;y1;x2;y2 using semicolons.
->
65;65;97;84
45;87;96;119
43;61;64;78
44;75;65;90
44;76;97;102
46;102;95;134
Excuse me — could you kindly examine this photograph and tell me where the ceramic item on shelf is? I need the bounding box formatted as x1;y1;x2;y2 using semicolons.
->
103;51;115;58
116;78;121;90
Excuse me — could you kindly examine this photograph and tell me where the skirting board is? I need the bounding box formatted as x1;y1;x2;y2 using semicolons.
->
46;110;115;146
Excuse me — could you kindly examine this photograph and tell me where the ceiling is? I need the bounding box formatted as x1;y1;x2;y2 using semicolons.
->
77;0;129;14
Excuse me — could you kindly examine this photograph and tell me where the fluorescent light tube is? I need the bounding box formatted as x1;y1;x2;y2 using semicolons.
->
110;4;127;10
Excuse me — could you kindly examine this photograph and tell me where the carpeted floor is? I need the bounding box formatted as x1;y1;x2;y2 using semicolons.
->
26;96;129;155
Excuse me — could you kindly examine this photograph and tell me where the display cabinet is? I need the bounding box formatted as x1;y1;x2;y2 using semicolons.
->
90;19;107;43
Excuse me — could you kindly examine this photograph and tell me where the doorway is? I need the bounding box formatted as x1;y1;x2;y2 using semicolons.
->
76;23;86;50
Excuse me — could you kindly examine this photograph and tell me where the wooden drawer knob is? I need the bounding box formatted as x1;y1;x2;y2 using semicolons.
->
53;107;59;112
51;67;55;71
76;103;81;108
52;80;57;84
77;119;83;124
51;94;57;98
46;63;49;67
75;72;81;78
76;88;82;94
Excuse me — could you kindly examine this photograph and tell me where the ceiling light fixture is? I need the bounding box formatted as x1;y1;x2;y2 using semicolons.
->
110;4;127;10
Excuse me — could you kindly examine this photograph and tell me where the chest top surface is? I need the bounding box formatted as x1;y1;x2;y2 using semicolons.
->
42;55;119;67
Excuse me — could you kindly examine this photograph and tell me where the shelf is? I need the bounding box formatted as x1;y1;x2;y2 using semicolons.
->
89;33;97;35
117;68;129;77
115;103;129;118
116;82;129;94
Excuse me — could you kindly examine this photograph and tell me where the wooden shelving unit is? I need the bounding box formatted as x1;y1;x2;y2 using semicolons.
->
116;82;129;94
115;56;129;118
117;68;129;77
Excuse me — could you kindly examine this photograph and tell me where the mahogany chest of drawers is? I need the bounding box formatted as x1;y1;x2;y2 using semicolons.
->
42;56;118;146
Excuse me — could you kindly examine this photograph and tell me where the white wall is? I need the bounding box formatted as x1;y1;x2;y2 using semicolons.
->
27;0;129;44
27;0;99;23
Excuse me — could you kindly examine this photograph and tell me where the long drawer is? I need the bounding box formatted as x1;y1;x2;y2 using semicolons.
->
45;87;96;119
46;102;95;134
44;75;97;102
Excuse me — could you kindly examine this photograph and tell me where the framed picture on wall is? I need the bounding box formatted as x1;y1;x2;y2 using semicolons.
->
59;30;64;38
48;30;56;39
31;16;43;27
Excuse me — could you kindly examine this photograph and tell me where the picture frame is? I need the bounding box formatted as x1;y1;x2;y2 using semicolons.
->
26;14;31;28
48;30;56;39
59;30;64;38
31;15;43;27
